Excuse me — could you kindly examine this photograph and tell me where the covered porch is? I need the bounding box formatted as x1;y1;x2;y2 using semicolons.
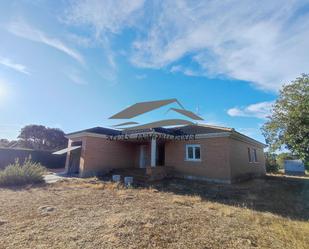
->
56;131;173;179
105;134;172;181
107;133;169;168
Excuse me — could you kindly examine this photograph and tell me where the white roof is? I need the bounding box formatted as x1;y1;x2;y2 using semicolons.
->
52;146;81;155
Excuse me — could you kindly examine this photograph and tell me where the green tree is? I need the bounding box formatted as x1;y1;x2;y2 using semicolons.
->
0;139;10;147
18;125;67;150
262;74;309;163
276;152;295;169
264;152;280;173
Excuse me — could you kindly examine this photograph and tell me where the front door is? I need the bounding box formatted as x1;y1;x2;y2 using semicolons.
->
157;143;165;166
68;148;81;175
139;145;147;168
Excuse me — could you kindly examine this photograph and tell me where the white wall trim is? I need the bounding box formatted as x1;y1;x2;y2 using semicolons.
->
66;131;231;140
66;130;265;147
66;132;108;139
194;132;231;139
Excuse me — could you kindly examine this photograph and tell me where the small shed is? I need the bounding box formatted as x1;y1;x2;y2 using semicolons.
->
284;160;305;176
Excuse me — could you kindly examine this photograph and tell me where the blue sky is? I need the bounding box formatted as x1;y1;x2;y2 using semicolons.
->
0;0;309;143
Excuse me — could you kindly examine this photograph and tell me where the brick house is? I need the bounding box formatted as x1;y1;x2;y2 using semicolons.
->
55;124;266;183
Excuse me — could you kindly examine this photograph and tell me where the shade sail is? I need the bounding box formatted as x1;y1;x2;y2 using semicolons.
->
122;119;194;130
52;146;81;155
170;108;204;120
112;121;139;127
109;99;185;119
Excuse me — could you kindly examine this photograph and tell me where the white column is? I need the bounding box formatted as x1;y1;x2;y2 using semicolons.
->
151;137;156;167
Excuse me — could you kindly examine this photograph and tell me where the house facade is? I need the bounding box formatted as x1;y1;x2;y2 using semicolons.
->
59;124;266;183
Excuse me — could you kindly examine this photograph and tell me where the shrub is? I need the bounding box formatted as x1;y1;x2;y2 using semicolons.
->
265;153;280;173
266;161;280;173
305;161;309;171
0;157;46;187
276;153;295;169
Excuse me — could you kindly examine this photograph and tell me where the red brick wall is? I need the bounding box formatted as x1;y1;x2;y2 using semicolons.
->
81;136;140;176
165;137;231;181
229;138;266;180
66;134;266;181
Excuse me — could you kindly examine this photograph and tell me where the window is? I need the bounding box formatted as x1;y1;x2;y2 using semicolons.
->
248;148;252;162
248;147;258;163
186;145;201;161
253;149;258;162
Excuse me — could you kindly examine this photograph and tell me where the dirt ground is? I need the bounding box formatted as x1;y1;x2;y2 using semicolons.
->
0;176;308;249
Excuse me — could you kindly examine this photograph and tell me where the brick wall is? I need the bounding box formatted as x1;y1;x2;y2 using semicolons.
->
165;137;231;181
65;134;266;181
229;138;266;181
81;137;140;176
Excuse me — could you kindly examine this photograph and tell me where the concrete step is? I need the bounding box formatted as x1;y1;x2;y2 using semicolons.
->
109;168;149;183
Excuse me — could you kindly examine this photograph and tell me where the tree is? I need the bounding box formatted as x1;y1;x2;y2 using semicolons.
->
0;139;10;148
276;152;295;169
262;74;309;163
18;125;67;150
264;152;279;173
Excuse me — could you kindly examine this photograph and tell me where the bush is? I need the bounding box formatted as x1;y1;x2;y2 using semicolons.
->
276;153;296;169
0;157;46;187
265;153;280;173
305;161;309;171
266;161;280;173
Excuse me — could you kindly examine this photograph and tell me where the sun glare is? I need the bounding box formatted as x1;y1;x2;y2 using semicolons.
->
0;85;3;98
0;82;8;103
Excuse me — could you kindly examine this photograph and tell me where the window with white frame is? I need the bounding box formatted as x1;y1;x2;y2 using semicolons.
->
248;147;252;162
186;144;201;161
253;149;258;162
248;147;258;163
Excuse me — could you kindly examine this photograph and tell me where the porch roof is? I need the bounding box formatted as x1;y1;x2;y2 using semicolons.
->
65;124;265;147
66;124;233;137
52;145;81;155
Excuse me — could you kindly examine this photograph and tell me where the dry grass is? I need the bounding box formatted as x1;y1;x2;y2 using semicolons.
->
0;176;308;249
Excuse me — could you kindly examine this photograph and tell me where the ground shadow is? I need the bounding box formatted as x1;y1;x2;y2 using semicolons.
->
148;175;309;221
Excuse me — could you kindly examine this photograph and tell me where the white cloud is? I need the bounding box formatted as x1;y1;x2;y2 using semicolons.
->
0;57;30;75
135;74;147;80
170;65;201;77
67;70;87;85
65;0;144;36
129;1;309;91
227;101;274;119
66;33;92;48
64;0;145;79
7;21;84;64
63;1;309;91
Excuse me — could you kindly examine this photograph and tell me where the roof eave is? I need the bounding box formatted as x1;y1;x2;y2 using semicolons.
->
231;131;267;147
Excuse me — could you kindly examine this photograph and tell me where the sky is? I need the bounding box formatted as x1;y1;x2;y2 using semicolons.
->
0;0;309;143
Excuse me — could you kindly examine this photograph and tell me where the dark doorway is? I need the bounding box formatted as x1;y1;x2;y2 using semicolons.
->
157;143;165;166
68;148;81;175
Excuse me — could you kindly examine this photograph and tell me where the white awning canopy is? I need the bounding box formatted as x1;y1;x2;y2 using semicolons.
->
52;146;81;155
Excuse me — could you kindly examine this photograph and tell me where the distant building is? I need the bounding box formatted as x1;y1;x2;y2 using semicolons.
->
284;160;305;176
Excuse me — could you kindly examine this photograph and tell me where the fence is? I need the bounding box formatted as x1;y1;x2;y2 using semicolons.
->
0;148;66;169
